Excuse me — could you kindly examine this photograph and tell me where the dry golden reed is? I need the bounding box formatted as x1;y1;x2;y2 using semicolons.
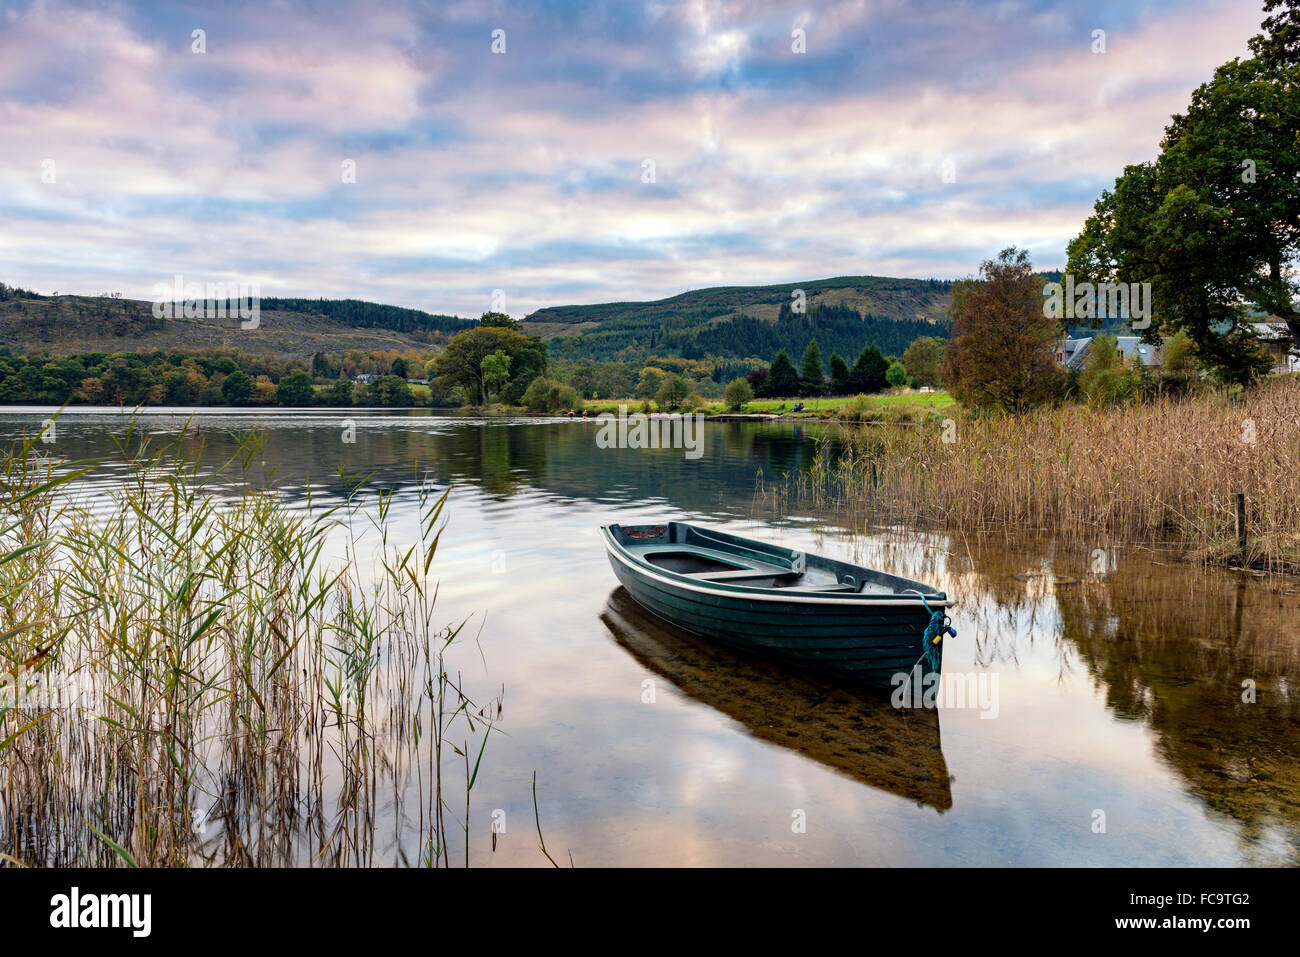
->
779;377;1300;569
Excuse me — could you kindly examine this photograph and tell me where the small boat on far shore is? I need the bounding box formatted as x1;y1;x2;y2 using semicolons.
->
600;520;955;686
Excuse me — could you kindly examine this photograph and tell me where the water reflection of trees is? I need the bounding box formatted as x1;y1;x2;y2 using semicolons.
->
1054;553;1299;861
271;418;832;510
937;531;1300;861
47;413;841;516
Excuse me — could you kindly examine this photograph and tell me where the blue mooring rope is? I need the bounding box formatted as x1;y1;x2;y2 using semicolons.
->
917;594;957;673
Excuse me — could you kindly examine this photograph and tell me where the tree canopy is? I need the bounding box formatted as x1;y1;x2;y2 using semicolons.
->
654;374;692;410
886;360;907;389
1066;0;1299;382
828;353;850;393
480;350;512;402
765;350;801;396
902;336;945;388
943;247;1065;412
799;339;824;394
276;369;314;406
436;325;547;405
221;370;252;406
723;376;753;411
848;343;889;394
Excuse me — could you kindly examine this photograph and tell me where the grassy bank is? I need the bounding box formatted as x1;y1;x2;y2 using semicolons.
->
769;378;1300;571
0;423;499;866
576;389;954;420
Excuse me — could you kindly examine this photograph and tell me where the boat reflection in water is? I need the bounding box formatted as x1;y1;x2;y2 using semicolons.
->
601;587;953;811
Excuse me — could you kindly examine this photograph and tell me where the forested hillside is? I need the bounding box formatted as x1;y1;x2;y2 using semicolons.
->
0;286;472;357
1;275;956;385
523;275;952;362
258;298;474;335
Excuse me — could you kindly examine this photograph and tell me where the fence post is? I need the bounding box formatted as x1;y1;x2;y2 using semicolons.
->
1236;492;1247;555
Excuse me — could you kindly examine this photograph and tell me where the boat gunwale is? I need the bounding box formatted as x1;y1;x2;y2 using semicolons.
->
601;523;952;608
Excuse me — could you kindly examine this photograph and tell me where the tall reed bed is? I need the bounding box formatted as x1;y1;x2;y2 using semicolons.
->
0;420;500;866
767;377;1300;569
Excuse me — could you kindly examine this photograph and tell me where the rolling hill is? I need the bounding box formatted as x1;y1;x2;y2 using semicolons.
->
0;274;954;366
0;288;474;358
521;275;953;362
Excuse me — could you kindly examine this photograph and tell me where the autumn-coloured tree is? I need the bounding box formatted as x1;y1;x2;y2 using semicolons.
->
942;247;1065;413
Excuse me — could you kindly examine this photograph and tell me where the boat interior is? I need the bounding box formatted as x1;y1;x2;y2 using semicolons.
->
610;522;906;595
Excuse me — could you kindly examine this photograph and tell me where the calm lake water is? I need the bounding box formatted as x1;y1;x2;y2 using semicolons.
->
5;407;1299;866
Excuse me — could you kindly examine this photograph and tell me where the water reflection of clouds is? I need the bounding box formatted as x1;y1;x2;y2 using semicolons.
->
6;411;1298;865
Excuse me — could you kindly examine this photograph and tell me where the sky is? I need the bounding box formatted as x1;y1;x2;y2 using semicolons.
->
0;0;1268;318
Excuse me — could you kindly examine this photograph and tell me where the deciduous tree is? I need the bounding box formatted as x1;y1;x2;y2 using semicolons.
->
902;336;945;388
277;369;315;406
723;376;754;411
221;370;252;405
1066;1;1298;382
654;375;692;410
436;325;546;405
943;247;1065;412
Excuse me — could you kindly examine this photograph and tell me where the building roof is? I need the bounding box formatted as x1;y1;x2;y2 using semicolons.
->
1251;321;1294;342
1059;336;1093;369
1057;335;1161;369
1115;337;1162;366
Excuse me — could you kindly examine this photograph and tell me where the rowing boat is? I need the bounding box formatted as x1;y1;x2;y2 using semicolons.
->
600;520;954;686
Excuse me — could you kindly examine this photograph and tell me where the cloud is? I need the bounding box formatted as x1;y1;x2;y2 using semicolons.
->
0;0;1266;316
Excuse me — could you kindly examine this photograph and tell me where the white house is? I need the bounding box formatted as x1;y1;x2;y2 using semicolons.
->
1251;322;1300;373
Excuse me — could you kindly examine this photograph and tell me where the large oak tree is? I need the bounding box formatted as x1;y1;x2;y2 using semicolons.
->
435;315;547;405
1066;0;1300;383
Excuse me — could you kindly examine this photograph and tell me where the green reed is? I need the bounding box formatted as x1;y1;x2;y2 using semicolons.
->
0;416;501;866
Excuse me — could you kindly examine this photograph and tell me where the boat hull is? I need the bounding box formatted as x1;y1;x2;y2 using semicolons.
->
601;587;952;809
606;548;942;686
